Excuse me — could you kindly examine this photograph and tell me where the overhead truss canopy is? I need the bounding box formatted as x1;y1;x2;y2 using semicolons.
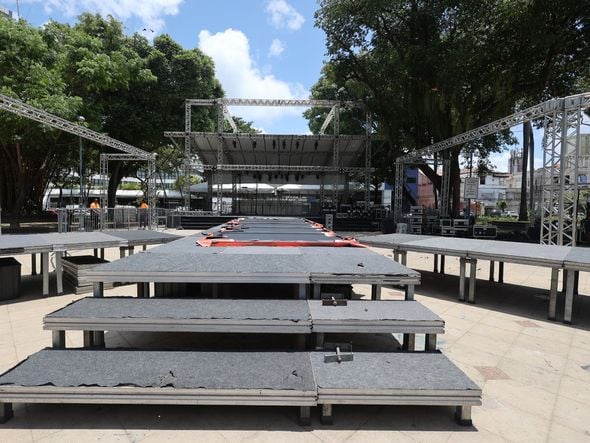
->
164;132;371;169
167;97;376;213
393;92;590;246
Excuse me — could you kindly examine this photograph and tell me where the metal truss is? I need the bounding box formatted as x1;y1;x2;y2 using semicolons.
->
393;163;404;221
364;113;372;209
183;102;192;208
99;153;157;229
164;131;373;141
0;93;150;158
174;97;372;214
394;92;590;244
400;92;590;162
400;102;551;162
222;104;238;133
320;105;338;135
201;164;374;173
540;98;584;245
185;98;362;108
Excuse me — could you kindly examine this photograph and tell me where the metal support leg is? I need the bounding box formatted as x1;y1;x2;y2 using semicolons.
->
93;282;104;298
55;252;63;295
42;251;49;296
296;334;306;350
489;261;495;282
100;248;105;259
31;253;37;275
93;248;98;258
119;247;125;259
313;284;321;300
459;258;466;302
393;249;400;262
564;269;575;324
401;251;407;266
549;268;559;320
371;284;382;300
440;255;446;274
404;284;414;301
52;330;65;348
403;333;416;351
433;254;438;273
574;271;579;296
315;332;325;350
129;246;135;255
137;283;145;298
83;331;94;347
455;405;472;426
298;284;306;300
425;334;437;351
142;244;147;252
299;406;311;426
0;402;14;423
93;331;105;348
321;404;333;425
498;262;504;283
468;259;477;304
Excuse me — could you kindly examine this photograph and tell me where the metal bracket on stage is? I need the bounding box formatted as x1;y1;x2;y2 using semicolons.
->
324;343;353;363
322;297;348;307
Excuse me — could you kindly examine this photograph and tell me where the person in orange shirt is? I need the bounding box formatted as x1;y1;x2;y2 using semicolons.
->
89;199;100;230
139;200;149;229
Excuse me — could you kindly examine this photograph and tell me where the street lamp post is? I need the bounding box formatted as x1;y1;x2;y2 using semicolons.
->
77;116;85;231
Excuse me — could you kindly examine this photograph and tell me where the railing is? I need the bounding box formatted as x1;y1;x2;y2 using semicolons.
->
56;207;168;232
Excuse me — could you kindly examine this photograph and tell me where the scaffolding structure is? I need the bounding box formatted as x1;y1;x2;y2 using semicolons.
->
99;153;157;229
394;92;590;246
0;93;156;228
165;98;376;215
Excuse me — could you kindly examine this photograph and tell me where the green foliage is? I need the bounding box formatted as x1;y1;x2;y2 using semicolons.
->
174;175;201;191
0;14;224;217
311;0;590;212
120;182;141;190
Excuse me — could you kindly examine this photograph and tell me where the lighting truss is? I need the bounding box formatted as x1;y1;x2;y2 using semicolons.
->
393;92;590;245
169;97;373;214
201;164;374;173
0;93;150;158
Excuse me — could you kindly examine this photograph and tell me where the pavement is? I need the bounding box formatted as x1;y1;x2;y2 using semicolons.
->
0;229;589;442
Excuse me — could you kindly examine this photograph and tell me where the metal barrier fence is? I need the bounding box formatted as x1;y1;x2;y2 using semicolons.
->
56;207;167;232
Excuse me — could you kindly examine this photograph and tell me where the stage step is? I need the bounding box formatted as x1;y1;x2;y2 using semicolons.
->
0;349;480;425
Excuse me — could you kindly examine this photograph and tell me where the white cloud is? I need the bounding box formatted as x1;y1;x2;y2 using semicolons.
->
265;0;304;31
268;38;285;57
198;28;308;127
21;0;183;34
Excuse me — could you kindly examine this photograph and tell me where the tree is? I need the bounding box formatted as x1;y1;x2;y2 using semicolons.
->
0;17;83;225
312;0;590;215
0;14;225;220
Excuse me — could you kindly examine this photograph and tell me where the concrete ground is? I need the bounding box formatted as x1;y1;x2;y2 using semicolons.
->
0;229;589;442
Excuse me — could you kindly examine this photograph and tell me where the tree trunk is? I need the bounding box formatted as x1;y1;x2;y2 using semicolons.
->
450;149;461;217
107;163;124;207
529;123;535;211
519;121;530;221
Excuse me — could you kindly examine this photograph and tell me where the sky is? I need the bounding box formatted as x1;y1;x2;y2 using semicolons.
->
2;0;588;172
1;0;326;134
